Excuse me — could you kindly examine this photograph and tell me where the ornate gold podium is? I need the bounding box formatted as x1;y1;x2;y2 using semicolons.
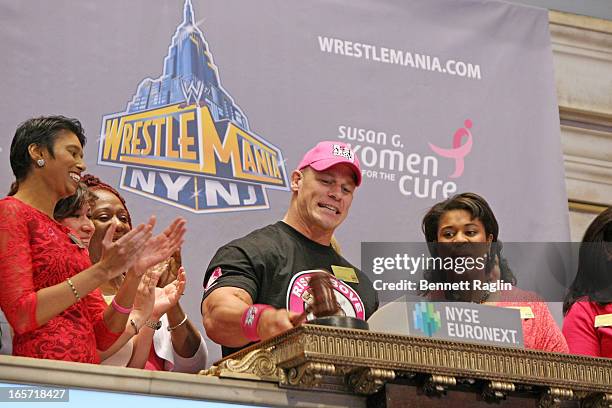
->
203;324;612;407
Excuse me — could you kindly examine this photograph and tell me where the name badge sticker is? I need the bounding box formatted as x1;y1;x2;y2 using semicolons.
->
594;314;612;328
331;265;359;283
505;306;534;319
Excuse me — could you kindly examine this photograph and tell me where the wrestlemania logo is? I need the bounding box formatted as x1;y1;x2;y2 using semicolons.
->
98;0;289;213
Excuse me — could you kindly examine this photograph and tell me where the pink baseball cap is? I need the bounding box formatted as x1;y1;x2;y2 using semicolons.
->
297;141;362;186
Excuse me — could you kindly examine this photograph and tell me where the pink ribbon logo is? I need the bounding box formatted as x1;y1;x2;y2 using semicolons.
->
428;119;473;179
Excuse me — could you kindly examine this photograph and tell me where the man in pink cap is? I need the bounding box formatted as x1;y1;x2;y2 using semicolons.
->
201;141;378;356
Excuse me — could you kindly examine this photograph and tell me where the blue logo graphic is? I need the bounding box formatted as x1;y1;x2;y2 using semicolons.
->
98;0;288;213
413;302;442;337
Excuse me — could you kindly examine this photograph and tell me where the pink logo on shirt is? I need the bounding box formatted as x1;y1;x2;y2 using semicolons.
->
286;270;365;320
204;267;223;291
428;119;473;178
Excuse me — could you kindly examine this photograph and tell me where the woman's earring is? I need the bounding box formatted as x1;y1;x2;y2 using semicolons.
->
36;159;45;167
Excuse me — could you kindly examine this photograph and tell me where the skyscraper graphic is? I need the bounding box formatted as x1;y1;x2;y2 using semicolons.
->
127;0;249;131
98;0;288;213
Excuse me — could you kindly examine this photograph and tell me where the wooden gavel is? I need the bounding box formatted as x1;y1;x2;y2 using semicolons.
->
292;270;368;331
306;271;342;317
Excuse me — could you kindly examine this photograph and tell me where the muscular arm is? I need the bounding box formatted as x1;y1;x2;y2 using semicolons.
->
202;286;298;347
202;287;253;347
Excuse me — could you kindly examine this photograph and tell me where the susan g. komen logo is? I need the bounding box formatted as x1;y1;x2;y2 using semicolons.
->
97;0;289;213
428;119;473;178
413;302;441;337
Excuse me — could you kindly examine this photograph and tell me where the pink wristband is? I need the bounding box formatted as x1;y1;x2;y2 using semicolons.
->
111;298;133;314
240;304;273;342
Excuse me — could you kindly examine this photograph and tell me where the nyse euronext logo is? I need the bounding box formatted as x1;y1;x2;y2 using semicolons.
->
98;0;288;213
413;302;442;337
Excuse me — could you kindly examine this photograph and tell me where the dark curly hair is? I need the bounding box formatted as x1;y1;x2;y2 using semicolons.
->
563;207;612;314
421;192;516;286
80;174;132;228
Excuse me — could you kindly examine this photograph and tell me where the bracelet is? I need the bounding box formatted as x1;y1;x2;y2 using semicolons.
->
145;320;162;330
240;304;273;342
167;314;188;332
129;319;139;335
66;278;80;301
111;297;133;314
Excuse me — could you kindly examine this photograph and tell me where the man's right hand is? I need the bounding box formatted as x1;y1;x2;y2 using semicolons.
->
203;287;306;348
256;308;301;341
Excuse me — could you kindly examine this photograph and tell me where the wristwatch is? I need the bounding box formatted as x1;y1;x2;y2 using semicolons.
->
145;320;162;330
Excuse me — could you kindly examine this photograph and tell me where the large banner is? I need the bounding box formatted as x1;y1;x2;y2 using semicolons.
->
0;0;569;361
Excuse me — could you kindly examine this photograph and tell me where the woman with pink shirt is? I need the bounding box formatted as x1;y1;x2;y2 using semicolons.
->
563;207;612;358
422;192;568;353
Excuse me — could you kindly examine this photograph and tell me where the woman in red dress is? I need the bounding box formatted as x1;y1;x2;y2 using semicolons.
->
0;116;181;363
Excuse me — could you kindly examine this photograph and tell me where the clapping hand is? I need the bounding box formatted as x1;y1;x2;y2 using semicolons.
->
129;218;186;279
128;266;163;331
152;267;186;319
98;217;155;280
156;250;182;288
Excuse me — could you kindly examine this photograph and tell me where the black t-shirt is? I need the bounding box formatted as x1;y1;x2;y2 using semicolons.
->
202;221;379;356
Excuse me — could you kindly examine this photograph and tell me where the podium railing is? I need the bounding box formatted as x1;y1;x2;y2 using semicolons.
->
1;325;610;407
203;324;612;407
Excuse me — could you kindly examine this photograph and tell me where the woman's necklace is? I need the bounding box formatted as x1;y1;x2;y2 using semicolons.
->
477;290;491;304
